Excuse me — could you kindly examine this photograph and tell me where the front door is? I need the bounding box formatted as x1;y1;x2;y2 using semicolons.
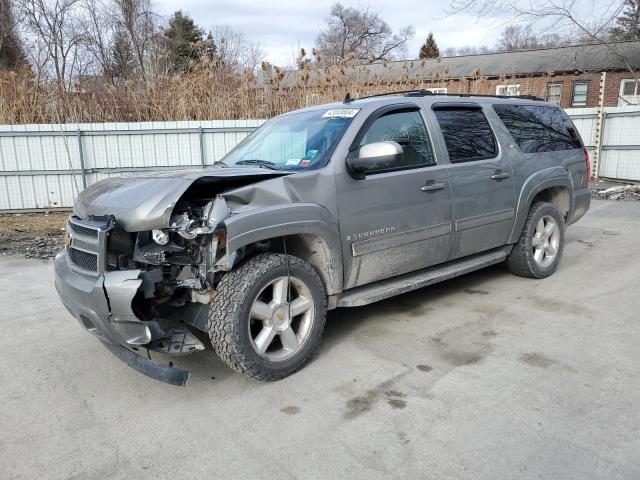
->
430;103;515;258
336;105;453;289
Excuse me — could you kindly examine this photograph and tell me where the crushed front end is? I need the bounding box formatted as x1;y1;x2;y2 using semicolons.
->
54;199;232;386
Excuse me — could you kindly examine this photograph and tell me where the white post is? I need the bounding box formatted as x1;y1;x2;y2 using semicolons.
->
592;71;607;180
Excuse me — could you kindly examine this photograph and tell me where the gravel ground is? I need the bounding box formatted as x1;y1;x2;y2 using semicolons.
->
0;212;67;260
591;184;640;201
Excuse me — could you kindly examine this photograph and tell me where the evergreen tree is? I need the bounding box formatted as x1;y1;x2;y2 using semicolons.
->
110;29;136;79
164;10;204;73
203;32;218;62
610;0;640;40
419;32;440;59
0;0;27;69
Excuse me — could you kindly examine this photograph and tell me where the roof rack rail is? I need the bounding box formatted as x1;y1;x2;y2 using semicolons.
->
343;89;544;103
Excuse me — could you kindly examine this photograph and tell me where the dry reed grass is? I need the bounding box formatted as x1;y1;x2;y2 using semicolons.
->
0;56;530;124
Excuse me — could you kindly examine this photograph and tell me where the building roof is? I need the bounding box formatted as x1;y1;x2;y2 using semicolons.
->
266;41;640;88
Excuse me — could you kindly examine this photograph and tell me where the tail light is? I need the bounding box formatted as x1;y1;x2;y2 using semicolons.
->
582;147;591;188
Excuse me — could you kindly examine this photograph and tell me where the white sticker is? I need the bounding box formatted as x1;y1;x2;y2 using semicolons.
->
322;108;360;119
286;159;301;166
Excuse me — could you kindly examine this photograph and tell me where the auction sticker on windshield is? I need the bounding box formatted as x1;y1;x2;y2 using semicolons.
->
322;108;360;119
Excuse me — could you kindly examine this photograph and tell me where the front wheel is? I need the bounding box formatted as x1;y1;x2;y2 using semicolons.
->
506;201;565;279
208;253;327;380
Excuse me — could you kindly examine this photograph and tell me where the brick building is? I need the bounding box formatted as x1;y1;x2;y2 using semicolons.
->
273;41;640;108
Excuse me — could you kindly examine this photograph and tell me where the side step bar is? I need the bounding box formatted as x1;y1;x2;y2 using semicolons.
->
337;249;508;308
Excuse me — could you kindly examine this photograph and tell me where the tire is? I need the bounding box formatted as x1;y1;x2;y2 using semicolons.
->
506;201;565;279
208;253;327;381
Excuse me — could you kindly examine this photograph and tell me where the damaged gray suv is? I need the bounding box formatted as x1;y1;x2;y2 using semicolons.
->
55;90;591;385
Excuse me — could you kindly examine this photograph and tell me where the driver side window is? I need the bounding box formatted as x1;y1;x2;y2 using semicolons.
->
359;109;436;172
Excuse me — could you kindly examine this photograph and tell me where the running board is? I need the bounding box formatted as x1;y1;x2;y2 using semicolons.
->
337;249;508;308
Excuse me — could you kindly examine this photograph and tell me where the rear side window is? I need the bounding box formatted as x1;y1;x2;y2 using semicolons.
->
493;104;582;153
433;108;498;163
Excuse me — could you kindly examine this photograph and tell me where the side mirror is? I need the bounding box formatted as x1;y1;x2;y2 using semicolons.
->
346;141;404;179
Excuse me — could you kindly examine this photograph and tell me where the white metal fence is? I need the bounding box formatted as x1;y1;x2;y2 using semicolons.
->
1;108;639;211
565;107;640;181
0;120;265;211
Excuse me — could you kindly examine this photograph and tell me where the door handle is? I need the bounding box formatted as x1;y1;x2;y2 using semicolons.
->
420;182;447;192
490;172;511;180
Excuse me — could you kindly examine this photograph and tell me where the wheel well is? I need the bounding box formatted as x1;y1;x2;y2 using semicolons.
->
238;234;340;295
532;186;570;221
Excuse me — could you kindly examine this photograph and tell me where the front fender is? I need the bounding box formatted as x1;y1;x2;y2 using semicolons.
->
223;203;343;295
508;167;574;244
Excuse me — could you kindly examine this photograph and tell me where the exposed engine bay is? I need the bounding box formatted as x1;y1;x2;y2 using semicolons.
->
96;195;269;347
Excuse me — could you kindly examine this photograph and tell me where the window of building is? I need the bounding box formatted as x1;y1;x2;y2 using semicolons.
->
426;87;448;94
356;109;436;172
546;83;563;106
571;82;589;106
496;84;520;96
492;104;582;153
433;107;498;162
619;80;640;106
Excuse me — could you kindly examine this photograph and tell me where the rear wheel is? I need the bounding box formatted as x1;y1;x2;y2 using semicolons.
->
506;201;565;279
208;253;327;380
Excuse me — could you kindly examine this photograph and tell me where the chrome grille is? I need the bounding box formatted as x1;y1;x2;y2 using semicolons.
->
69;221;99;238
66;216;112;276
68;248;98;271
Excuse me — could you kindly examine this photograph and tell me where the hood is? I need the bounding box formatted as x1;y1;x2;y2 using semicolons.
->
73;167;290;231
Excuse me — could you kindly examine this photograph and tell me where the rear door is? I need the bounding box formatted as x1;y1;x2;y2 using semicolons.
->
336;104;453;288
429;103;516;258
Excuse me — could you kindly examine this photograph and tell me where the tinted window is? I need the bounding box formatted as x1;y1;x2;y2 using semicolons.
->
358;109;435;171
433;108;498;162
492;104;582;153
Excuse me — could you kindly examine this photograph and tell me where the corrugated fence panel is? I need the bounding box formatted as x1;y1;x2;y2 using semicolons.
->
565;108;598;148
0;120;265;210
566;107;640;181
599;108;640;181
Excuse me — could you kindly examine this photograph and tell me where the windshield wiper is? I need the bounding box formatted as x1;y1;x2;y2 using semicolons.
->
235;159;280;170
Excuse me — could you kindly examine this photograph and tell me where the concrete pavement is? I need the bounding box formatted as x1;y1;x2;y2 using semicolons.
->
1;199;639;479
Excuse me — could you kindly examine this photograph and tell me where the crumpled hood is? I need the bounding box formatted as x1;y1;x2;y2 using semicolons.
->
73;167;289;232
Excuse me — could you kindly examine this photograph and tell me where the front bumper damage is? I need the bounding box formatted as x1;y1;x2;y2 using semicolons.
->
54;252;191;386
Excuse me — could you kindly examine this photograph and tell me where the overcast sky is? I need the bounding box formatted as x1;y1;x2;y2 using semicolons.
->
154;0;511;66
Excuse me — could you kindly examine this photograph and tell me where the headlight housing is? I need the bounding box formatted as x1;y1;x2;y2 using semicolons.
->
151;229;170;245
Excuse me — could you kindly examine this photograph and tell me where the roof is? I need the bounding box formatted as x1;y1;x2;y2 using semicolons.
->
281;91;549;118
266;41;640;88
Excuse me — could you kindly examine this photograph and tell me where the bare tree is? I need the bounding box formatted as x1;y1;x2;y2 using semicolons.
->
83;0;115;77
17;0;90;89
457;46;478;55
447;0;638;81
497;24;541;51
442;47;456;57
315;2;414;64
114;0;159;81
207;25;265;72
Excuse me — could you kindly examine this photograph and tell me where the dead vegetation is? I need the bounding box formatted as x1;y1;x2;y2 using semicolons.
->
0;56;537;124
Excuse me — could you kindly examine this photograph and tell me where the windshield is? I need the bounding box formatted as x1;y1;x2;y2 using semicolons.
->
221;108;359;171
